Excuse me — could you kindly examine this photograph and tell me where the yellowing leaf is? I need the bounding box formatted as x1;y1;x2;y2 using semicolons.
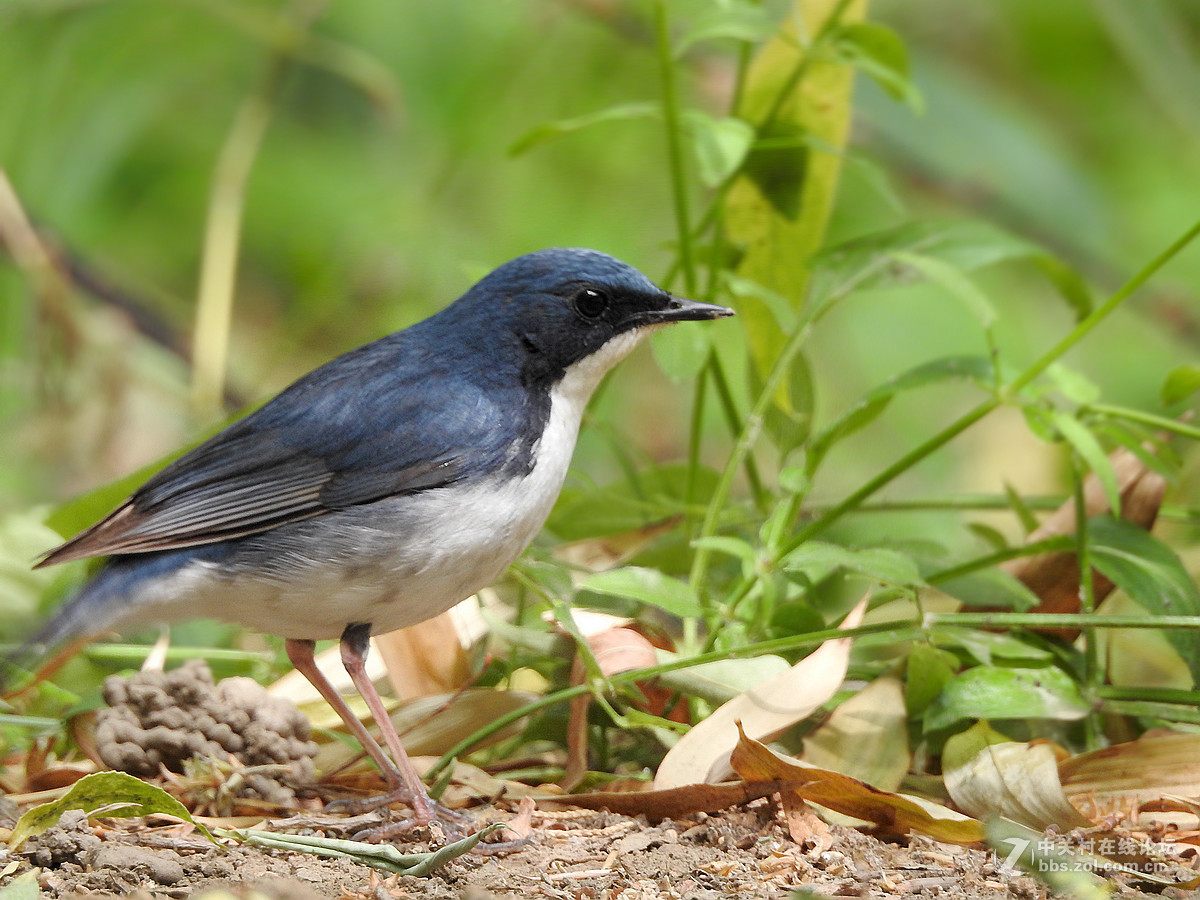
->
801;675;910;792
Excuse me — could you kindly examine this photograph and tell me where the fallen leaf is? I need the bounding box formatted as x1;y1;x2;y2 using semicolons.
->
654;598;867;789
730;725;985;843
801;675;909;792
943;721;1091;830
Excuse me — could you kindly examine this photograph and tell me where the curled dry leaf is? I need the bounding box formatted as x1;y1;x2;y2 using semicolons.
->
730;724;984;844
998;445;1166;638
801;675;909;792
653;598;868;789
942;722;1091;831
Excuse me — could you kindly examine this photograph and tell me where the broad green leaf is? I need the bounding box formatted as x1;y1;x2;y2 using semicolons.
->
0;873;39;900
549;464;720;541
650;320;713;381
783;541;922;587
691;535;759;567
508;102;658;156
580;567;702;618
1052;412;1121;516
904;643;959;718
9;771;216;849
1046;363;1101;406
935;567;1040;612
924;665;1090;731
652;652;791;707
682;110;755;187
808;219;1084;322
828;22;922;112
1162;364;1200;406
930;625;1056;666
1089;516;1200;685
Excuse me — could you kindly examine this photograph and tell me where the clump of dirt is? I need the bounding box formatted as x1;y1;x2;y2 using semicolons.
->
3;802;1191;899
94;660;317;806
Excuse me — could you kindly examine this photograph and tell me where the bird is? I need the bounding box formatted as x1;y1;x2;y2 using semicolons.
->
8;247;733;832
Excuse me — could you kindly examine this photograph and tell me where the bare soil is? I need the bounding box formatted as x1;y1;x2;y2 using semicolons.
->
3;800;1193;899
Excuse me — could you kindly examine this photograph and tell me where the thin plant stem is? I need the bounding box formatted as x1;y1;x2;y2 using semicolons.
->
782;217;1200;555
653;0;696;296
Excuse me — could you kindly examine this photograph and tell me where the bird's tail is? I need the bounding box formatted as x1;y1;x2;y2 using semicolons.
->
1;552;189;694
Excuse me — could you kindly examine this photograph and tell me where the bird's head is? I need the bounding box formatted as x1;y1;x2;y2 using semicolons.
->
447;247;733;391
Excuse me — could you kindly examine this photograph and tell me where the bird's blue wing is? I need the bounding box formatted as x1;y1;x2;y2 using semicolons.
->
37;338;522;566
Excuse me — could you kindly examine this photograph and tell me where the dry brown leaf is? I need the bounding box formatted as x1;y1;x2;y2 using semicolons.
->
653;598;867;789
730;724;985;844
373;614;473;701
997;445;1166;638
539;779;798;820
1059;731;1200;820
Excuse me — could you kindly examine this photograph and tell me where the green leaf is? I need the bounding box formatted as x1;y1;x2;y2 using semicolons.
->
930;626;1056;667
905;643;960;718
807;355;994;475
549;464;720;541
889;250;997;328
1162;364;1200;406
935;567;1040;612
829;22;922;112
230;824;502;876
673;2;777;57
9;771;217;849
691;536;759;567
681;110;755;188
1045;363;1101;406
650;320;713;381
508;102;658;156
0;873;39;900
580;566;702;618
808;220;1081;322
724;0;865;393
924;665;1090;731
1052;412;1121;516
1089;516;1200;685
1003;482;1042;535
782;541;923;587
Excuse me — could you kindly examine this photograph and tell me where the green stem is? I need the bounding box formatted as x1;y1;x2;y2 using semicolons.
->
1090;403;1200;441
690;319;813;591
653;0;696;295
927;611;1200;630
924;536;1074;586
783;216;1200;555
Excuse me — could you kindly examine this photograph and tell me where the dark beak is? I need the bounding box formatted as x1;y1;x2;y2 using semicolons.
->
647;295;736;324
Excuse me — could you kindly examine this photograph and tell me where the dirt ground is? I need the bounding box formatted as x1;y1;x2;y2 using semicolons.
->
3;799;1196;900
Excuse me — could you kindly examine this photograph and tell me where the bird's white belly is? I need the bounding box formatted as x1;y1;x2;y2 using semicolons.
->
123;378;592;641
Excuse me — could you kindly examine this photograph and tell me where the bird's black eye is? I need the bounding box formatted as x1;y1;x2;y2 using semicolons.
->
572;288;609;319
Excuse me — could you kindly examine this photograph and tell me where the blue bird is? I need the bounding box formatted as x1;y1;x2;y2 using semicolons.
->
12;247;733;831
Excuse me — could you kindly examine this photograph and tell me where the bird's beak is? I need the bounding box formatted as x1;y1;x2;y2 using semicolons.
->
649;295;736;323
